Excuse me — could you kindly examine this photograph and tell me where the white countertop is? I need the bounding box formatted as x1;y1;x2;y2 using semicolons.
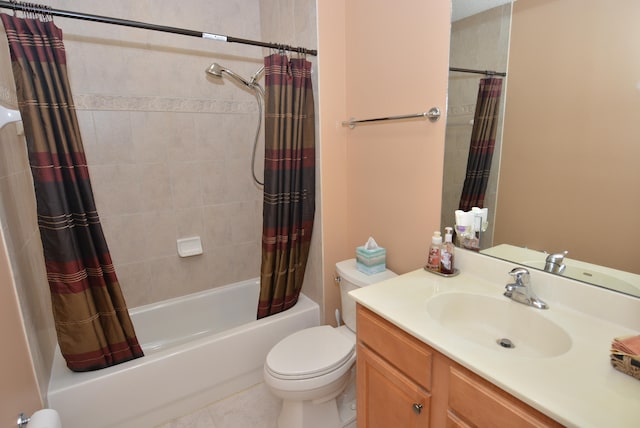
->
350;250;640;428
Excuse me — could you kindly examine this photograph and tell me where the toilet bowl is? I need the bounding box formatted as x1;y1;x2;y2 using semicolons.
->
264;259;396;428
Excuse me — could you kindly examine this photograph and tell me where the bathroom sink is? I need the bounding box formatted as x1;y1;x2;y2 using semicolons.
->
426;292;571;358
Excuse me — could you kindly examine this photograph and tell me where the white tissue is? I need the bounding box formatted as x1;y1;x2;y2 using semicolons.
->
364;236;379;250
26;409;62;428
455;210;473;227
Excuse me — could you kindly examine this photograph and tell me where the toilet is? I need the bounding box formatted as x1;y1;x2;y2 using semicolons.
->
264;258;396;428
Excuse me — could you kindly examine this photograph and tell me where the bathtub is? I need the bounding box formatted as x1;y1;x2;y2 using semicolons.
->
47;278;320;428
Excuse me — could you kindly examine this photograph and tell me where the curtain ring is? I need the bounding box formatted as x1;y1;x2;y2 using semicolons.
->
27;2;36;19
43;4;53;21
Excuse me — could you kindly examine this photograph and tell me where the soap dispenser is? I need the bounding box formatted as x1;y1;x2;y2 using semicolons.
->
440;227;455;274
427;231;442;272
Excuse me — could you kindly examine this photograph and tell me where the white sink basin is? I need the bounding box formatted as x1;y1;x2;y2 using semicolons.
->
426;292;572;358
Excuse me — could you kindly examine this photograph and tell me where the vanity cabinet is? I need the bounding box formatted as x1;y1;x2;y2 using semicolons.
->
356;305;563;428
357;303;432;427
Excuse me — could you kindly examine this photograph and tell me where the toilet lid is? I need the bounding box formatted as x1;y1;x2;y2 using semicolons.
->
266;325;355;380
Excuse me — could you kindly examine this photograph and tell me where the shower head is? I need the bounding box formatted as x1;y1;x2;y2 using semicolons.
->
206;62;225;78
206;62;252;88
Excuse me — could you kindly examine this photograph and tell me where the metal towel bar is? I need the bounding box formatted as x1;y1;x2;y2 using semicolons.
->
342;107;440;129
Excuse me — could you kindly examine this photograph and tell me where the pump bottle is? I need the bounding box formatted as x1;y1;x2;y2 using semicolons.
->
440;227;455;274
427;231;442;271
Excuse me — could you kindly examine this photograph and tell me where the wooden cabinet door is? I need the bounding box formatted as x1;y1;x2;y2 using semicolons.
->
357;343;430;428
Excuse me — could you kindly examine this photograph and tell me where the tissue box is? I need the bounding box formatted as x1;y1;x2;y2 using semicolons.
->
356;246;386;275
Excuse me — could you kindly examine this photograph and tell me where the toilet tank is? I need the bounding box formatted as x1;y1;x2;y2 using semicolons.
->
336;258;396;331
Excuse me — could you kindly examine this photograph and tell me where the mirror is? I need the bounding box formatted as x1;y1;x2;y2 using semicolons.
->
443;0;640;298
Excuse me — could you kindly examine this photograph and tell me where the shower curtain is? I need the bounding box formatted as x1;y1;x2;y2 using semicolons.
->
258;52;315;319
1;14;143;371
458;77;503;211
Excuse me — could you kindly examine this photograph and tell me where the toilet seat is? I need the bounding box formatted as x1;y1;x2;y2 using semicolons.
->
265;325;355;380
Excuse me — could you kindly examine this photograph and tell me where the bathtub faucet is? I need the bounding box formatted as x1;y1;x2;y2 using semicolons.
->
544;250;568;274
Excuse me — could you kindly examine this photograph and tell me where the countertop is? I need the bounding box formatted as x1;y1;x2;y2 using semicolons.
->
350;250;640;428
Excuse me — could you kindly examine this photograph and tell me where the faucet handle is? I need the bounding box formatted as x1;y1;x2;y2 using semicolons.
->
508;267;530;286
544;251;568;274
546;250;568;263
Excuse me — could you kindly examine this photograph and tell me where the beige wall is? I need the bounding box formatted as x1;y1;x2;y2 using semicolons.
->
0;216;41;428
344;0;449;273
318;0;450;324
496;0;640;274
317;0;348;323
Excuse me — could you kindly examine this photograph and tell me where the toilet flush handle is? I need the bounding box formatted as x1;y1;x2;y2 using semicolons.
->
17;413;30;428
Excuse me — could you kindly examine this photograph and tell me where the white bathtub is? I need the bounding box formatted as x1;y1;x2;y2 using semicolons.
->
47;278;320;428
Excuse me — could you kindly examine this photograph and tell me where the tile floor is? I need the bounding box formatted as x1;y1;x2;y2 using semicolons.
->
155;383;280;428
156;375;358;428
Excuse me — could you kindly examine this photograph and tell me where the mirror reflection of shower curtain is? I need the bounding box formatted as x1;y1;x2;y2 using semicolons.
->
0;13;143;371
458;77;503;211
258;52;315;319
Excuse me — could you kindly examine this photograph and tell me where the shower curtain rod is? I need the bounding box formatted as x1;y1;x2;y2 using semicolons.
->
449;67;506;77
0;0;318;56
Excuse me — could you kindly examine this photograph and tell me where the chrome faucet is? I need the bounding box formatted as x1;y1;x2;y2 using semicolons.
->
544;251;568;274
504;267;548;309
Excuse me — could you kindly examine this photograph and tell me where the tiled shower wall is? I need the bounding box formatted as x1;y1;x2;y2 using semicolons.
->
0;0;320;405
66;0;268;307
77;98;263;306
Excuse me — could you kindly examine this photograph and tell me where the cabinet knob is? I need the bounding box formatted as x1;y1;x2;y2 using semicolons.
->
412;403;423;415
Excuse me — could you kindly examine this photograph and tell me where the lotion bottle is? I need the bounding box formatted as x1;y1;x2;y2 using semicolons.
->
440;227;455;274
427;231;442;271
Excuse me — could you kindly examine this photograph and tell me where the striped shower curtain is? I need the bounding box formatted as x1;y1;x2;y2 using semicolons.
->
258;53;315;318
1;13;143;371
458;77;503;211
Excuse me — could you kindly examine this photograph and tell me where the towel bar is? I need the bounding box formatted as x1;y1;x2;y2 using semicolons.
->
342;107;440;129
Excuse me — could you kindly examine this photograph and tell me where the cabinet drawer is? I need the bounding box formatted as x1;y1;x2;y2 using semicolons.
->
358;343;431;428
448;366;563;428
357;305;432;390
